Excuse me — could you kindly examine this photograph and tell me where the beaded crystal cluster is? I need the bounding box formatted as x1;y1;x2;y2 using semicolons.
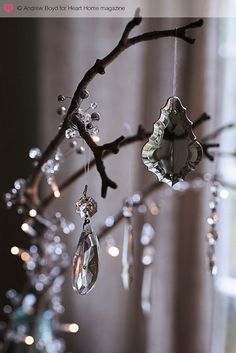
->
61;89;101;143
206;179;220;275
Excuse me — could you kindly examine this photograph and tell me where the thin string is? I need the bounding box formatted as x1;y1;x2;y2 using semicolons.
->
172;31;178;97
83;140;89;188
123;122;132;196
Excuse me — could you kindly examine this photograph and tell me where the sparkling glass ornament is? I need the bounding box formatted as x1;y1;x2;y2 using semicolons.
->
205;179;222;275
121;220;134;290
65;128;78;139
141;266;153;316
142;96;203;186
72;223;99;295
75;187;97;218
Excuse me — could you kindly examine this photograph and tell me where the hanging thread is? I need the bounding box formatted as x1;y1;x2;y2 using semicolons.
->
172;30;178;97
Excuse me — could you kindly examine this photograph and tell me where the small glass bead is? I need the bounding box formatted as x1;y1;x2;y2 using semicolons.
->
91;112;100;121
80;89;89;99
57;107;66;115
90;102;98;110
29;147;41;160
57;94;66;102
65;128;77;139
76;146;85;154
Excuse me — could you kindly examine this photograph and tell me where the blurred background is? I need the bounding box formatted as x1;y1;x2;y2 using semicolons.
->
0;16;236;353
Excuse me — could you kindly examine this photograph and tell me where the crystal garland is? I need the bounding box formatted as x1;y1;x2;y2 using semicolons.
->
2;125;229;353
205;177;229;275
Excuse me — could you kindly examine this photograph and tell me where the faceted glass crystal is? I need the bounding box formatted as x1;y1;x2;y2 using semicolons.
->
72;224;99;295
121;221;134;290
141;266;153;316
75;197;97;218
142;96;203;186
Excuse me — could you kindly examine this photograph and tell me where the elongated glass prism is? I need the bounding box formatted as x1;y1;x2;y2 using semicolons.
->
141;245;155;316
121;220;134;290
72;224;99;295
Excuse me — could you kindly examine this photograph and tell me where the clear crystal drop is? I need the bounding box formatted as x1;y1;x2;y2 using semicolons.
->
121;221;134;290
141;266;153;316
141;245;155;266
72;224;99;295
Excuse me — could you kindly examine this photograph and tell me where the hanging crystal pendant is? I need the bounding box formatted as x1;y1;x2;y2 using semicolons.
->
142;97;203;186
72;223;99;295
141;266;153;316
121;219;134;290
141;245;155;316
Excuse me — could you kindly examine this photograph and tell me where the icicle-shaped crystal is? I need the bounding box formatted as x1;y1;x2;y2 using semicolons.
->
121;220;134;290
72;223;99;295
141;245;155;316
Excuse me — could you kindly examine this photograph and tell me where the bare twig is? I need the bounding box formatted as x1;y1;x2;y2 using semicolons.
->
201;123;235;142
202;143;220;161
40;125;151;210
192;112;210;129
26;14;204;202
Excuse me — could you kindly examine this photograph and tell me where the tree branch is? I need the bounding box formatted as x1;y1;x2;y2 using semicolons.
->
201;123;235;142
26;14;204;202
40;110;219;211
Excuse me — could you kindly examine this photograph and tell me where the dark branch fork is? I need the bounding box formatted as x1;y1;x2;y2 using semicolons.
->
26;12;203;203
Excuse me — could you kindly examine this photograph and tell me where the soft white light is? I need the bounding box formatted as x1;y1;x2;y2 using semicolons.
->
21;252;31;262
29;209;37;217
220;189;229;199
51;180;61;198
142;255;152;266
91;135;100;143
69;323;79;333
216;276;236;296
54;190;61;198
21;223;29;232
11;246;19;255
25;336;34;345
107;246;119;257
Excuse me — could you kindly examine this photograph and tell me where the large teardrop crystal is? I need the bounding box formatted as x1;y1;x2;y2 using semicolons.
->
72;224;99;295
